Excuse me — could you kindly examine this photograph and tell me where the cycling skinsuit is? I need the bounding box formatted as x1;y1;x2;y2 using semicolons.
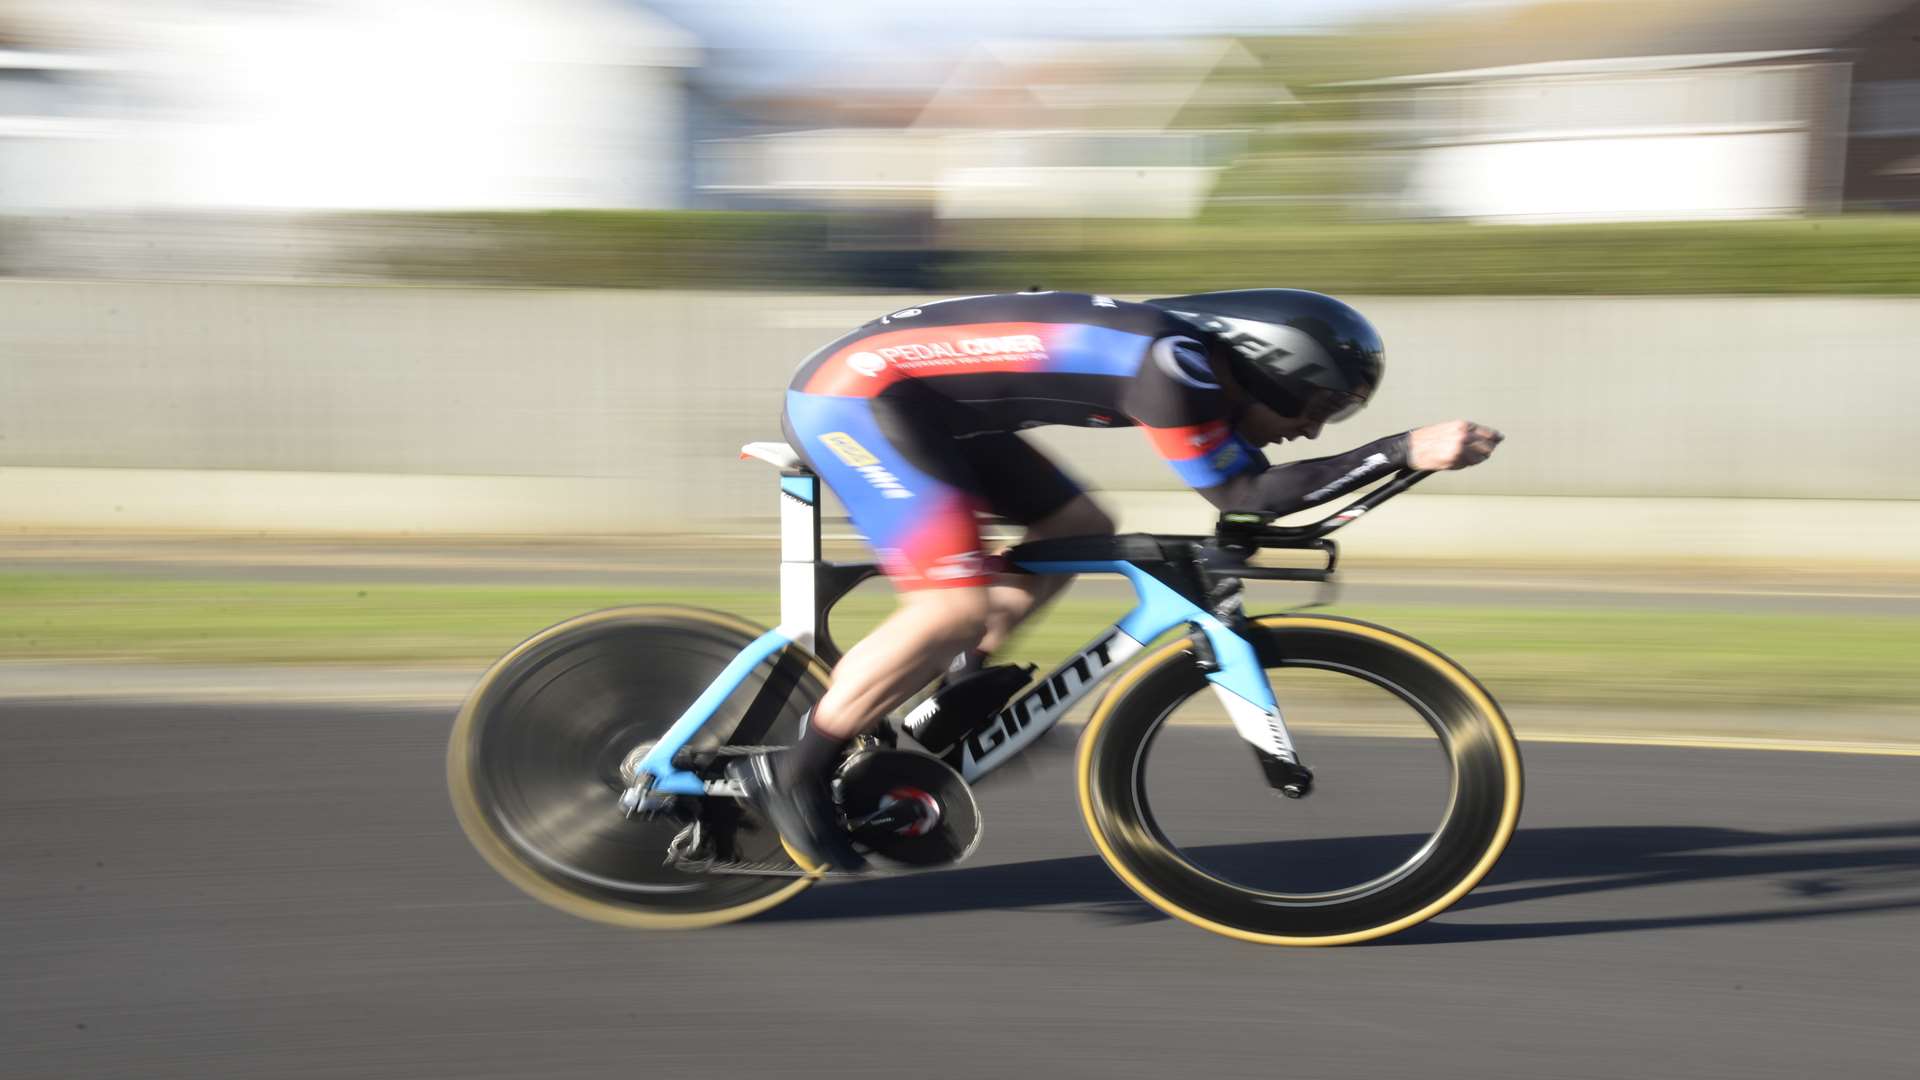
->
783;291;1409;590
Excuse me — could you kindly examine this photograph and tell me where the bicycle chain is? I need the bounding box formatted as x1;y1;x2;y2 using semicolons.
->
671;856;817;878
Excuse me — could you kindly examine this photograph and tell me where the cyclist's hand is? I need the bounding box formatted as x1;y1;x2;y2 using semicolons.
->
1407;420;1503;471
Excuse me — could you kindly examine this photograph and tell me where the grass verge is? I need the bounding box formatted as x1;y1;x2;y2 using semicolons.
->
342;211;1920;294
3;573;1916;709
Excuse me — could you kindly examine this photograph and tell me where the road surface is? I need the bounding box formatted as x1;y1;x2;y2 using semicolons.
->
3;699;1917;1079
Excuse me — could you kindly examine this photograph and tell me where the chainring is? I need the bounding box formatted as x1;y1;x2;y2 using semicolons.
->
836;749;982;867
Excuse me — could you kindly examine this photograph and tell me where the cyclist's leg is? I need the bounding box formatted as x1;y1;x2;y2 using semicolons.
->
956;431;1115;655
811;588;989;739
980;497;1112;653
780;390;1003;739
747;391;1002;867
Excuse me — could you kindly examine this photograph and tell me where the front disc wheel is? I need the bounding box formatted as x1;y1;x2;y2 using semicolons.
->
1078;614;1523;945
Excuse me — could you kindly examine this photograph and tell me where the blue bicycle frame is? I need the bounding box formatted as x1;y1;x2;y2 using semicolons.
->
622;444;1300;808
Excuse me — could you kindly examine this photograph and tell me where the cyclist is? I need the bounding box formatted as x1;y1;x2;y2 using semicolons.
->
732;288;1503;869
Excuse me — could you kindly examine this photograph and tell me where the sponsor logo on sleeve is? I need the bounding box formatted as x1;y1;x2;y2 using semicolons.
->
856;466;914;500
819;432;914;500
1304;452;1391;502
1092;295;1117;308
819;431;880;467
1210;442;1246;472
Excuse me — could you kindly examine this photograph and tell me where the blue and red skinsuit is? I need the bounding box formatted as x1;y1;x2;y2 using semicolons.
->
783;291;1407;590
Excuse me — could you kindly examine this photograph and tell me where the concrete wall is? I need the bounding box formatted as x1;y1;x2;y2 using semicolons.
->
2;281;1917;560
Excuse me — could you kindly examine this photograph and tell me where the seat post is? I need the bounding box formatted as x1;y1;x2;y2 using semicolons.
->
776;468;822;653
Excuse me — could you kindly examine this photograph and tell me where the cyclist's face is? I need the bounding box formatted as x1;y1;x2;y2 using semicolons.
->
1235;400;1324;446
1215;360;1325;446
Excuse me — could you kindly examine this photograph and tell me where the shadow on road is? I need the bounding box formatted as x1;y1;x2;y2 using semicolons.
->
761;821;1920;943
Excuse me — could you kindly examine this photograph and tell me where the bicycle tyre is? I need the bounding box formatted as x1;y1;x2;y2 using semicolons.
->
448;605;827;928
1077;613;1522;945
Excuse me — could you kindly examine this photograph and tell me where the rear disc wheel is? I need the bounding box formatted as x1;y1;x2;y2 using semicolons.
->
448;606;826;928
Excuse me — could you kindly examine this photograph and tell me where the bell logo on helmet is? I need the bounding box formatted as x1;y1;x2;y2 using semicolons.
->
1145;290;1385;425
1220;325;1287;363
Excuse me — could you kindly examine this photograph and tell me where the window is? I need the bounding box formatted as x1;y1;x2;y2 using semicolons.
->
1856;81;1920;137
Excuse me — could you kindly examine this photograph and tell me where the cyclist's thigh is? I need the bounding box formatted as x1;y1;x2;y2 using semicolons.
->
953;429;1087;527
783;390;992;590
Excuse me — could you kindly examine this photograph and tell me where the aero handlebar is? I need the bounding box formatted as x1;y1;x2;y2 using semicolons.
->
1202;469;1435;584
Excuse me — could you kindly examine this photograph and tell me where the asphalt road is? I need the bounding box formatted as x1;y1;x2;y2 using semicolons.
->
4;700;1918;1080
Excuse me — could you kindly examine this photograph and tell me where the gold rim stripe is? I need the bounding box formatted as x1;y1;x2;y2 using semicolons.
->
1075;614;1523;946
446;605;826;929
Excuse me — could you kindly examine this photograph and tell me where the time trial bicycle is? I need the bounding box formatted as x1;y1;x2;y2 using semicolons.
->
448;441;1523;945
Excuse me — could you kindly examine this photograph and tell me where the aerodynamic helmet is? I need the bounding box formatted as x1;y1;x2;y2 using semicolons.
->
1145;289;1385;424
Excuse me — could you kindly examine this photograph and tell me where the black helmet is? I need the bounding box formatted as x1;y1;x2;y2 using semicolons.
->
1146;289;1384;423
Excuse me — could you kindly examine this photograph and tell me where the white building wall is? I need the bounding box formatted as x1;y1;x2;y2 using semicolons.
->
1402;64;1836;222
1410;130;1809;222
0;0;694;211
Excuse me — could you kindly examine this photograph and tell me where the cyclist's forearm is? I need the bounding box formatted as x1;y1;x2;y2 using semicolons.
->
1199;433;1409;516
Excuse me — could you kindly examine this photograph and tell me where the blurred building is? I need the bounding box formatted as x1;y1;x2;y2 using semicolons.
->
0;0;698;211
0;45;122;209
1347;0;1920;221
699;38;1260;219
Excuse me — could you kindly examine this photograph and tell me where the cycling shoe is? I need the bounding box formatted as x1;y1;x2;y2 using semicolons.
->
726;751;868;873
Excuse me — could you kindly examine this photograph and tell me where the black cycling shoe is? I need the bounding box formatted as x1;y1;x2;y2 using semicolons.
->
902;663;1036;754
726;751;868;873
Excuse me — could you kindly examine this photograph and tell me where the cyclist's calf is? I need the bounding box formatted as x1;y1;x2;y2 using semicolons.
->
810;587;994;739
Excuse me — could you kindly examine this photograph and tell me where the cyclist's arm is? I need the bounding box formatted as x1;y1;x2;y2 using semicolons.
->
1123;333;1409;515
1194;433;1409;516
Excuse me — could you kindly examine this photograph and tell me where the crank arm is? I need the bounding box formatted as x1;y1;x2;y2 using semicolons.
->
846;806;924;837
